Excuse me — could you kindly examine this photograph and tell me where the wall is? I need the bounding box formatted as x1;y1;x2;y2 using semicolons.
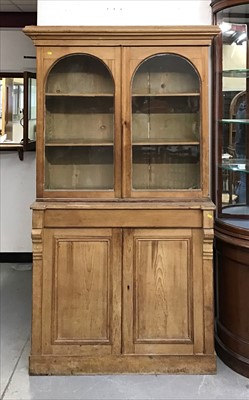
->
0;1;213;253
0;152;36;252
0;29;36;252
37;0;212;25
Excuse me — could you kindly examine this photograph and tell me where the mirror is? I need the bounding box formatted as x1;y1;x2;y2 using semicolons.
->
0;72;36;160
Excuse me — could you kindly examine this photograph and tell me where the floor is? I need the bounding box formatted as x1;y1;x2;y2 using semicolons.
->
1;263;249;400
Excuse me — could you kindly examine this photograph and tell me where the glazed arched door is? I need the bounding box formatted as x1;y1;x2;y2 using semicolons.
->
122;48;208;200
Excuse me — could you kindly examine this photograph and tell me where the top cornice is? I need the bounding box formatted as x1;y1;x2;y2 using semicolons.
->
23;25;220;46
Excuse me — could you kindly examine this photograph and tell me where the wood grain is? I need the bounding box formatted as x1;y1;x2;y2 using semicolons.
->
25;26;218;374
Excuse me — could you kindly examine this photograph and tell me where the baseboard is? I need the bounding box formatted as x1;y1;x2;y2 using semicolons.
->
0;252;32;263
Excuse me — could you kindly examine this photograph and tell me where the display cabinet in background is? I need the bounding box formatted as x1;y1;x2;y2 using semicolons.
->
0;72;36;160
211;0;249;379
24;26;218;375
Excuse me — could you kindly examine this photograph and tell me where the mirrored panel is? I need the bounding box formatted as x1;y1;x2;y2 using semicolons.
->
0;72;36;159
28;77;37;141
0;76;24;143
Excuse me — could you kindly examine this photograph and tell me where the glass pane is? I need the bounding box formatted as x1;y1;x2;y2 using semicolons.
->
44;54;114;191
131;54;200;191
28;77;36;141
45;146;113;190
0;77;24;143
46;54;114;95
45;96;113;144
132;145;200;190
217;8;249;218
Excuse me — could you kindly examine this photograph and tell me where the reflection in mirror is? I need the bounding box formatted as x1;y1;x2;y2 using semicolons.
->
0;72;36;160
0;77;24;143
28;77;36;141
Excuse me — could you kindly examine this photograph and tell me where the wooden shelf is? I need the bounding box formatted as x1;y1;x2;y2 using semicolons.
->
132;139;199;145
45;93;114;97
45;139;113;146
132;93;200;97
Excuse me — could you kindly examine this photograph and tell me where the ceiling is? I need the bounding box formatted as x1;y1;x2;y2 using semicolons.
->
0;0;37;12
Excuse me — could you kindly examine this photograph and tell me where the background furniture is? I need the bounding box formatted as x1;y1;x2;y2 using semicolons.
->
211;0;249;379
0;72;36;160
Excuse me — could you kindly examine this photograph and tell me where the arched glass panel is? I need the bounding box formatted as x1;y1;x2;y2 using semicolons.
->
44;54;114;191
131;54;200;191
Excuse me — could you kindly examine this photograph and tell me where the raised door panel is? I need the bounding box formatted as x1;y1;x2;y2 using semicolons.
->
122;228;204;355
42;228;122;356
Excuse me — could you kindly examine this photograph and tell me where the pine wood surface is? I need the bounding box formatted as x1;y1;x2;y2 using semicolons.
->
25;26;218;375
29;354;216;375
23;25;220;46
23;26;219;199
30;204;215;374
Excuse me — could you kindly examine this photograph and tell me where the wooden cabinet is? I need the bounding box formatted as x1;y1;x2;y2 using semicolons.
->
24;26;219;375
211;0;249;378
31;204;215;374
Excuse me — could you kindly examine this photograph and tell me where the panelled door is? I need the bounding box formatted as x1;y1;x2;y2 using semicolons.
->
41;227;205;357
122;228;205;355
41;228;122;356
121;46;209;200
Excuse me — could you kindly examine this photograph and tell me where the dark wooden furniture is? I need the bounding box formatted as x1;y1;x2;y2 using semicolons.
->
24;26;218;375
211;0;249;379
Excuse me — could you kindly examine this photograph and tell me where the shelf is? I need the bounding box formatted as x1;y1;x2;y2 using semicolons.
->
0;142;23;148
132;139;199;145
45;93;113;97
222;69;249;78
221;208;249;221
45;140;113;147
132;93;200;97
220;159;249;173
0;143;24;160
220;118;249;124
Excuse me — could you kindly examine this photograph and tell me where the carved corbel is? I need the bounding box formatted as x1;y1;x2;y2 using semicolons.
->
32;228;43;261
